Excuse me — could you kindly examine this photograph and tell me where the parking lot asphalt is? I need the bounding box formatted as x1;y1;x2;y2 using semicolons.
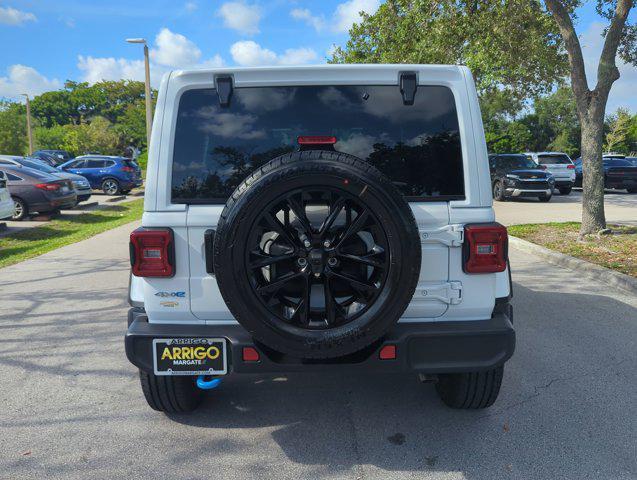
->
494;189;637;226
1;221;636;480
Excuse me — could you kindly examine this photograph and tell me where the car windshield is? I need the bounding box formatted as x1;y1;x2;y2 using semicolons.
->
496;155;537;170
604;159;632;167
537;154;571;165
21;159;59;173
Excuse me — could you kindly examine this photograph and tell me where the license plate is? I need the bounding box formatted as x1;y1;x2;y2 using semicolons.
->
153;338;227;376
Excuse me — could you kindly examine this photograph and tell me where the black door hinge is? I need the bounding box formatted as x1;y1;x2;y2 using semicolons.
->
399;72;417;106
214;76;233;107
204;229;216;274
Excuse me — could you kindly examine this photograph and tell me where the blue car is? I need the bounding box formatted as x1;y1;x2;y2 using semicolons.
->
58;155;143;195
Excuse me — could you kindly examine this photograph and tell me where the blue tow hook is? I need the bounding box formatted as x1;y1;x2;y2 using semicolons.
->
196;375;222;390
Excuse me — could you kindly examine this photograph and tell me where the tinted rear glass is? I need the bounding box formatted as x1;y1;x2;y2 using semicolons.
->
171;85;464;203
605;159;631;167
537;154;571;165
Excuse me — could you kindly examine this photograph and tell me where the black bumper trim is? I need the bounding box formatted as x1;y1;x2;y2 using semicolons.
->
126;308;515;375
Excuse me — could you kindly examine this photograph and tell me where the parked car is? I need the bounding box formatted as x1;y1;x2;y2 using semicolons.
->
524;151;576;195
0;170;13;220
58;155;142;195
626;157;637;167
573;157;637;193
29;150;62;166
33;149;73;163
489;154;555;202
0;165;77;220
0;155;91;203
126;65;515;414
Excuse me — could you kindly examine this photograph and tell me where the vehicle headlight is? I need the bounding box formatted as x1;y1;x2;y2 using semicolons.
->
548;176;555;184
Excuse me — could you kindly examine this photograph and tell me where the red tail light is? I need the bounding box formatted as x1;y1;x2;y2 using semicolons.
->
121;166;135;172
242;347;260;362
297;135;337;145
463;223;508;274
129;228;174;277
567;164;575;169
35;182;61;191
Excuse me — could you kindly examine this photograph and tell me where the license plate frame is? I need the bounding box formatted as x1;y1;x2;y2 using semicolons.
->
152;338;228;376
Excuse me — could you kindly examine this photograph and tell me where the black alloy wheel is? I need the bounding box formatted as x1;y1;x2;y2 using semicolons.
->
246;187;389;330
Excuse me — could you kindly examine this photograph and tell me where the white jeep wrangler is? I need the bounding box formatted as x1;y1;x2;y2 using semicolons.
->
126;64;514;413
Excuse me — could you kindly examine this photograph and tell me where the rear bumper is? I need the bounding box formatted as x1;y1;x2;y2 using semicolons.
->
554;180;574;188
125;307;515;375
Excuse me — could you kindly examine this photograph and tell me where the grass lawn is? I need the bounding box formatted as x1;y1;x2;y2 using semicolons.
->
0;199;143;269
508;222;637;277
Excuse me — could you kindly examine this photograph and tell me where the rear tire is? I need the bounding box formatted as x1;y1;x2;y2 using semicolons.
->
435;366;504;409
102;178;121;195
11;197;28;221
627;187;637;194
139;370;203;413
558;187;572;195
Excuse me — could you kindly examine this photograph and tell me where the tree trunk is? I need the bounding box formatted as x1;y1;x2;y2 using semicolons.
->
579;113;606;235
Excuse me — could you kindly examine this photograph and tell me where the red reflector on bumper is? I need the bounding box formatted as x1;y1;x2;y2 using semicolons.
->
379;345;396;360
242;346;260;362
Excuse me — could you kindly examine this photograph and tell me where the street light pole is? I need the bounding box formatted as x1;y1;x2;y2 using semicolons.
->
21;94;34;155
126;38;153;150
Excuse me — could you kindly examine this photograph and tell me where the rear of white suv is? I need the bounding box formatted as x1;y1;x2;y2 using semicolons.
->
0;170;13;220
126;65;514;414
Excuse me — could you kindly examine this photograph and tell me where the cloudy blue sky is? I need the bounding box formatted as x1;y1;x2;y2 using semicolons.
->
0;1;635;112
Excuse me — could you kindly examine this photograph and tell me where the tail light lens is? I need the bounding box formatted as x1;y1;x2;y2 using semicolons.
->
121;166;135;172
35;182;61;191
129;228;174;277
463;223;508;274
567;164;575;169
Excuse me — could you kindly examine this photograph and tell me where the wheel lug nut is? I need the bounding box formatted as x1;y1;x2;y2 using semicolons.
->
323;240;331;248
314;273;321;278
304;240;311;248
328;257;338;267
297;257;307;267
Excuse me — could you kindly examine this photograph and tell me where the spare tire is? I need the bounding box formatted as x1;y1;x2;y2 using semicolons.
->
213;150;421;358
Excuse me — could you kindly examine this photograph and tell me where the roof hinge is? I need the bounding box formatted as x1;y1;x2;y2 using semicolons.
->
214;75;233;107
399;72;417;106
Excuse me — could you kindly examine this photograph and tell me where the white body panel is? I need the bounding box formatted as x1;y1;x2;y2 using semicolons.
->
135;64;509;325
0;171;13;220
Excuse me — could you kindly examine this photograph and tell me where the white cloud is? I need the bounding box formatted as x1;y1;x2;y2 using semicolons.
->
0;65;61;99
218;1;261;35
78;28;225;86
580;21;637;113
290;0;380;34
230;41;317;66
77;56;147;84
0;6;36;25
290;8;325;32
184;2;197;12
151;28;201;67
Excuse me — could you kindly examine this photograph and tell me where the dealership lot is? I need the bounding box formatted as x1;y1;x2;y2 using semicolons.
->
0;221;635;480
494;189;637;226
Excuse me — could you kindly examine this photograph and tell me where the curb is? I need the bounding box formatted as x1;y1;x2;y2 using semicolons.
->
105;195;126;203
509;235;637;295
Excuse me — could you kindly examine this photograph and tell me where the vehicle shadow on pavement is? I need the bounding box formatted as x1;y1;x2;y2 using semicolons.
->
163;282;636;479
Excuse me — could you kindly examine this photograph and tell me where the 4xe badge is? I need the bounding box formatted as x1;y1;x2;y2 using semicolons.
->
155;291;186;298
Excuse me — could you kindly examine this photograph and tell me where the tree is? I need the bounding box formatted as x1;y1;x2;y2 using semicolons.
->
0;101;27;155
604;107;632;153
543;0;635;235
331;0;568;101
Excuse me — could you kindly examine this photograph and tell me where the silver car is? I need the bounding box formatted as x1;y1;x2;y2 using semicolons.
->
525;152;576;195
0;155;92;204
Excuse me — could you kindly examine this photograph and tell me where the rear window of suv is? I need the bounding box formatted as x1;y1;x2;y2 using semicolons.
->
537;154;572;165
171;85;465;203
